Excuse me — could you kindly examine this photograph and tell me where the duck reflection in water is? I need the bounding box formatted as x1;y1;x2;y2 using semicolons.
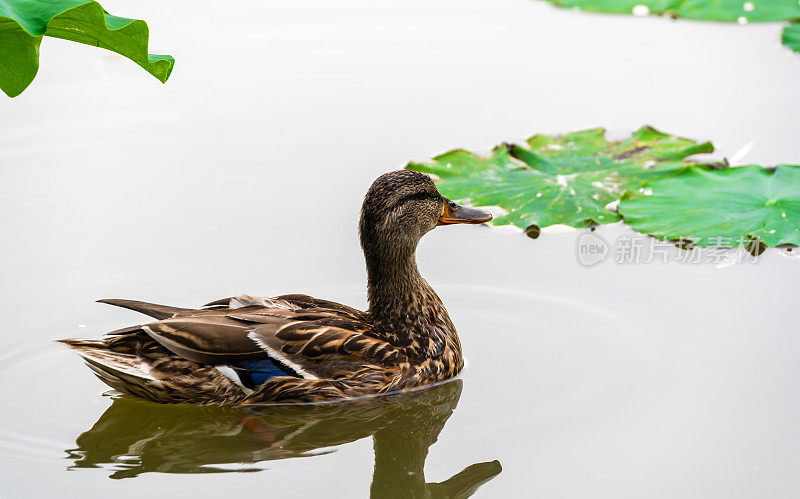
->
66;379;501;497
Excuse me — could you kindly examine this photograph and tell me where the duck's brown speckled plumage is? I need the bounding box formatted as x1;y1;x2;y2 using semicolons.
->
59;170;491;405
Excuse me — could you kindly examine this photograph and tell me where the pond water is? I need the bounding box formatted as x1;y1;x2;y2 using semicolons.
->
1;0;799;497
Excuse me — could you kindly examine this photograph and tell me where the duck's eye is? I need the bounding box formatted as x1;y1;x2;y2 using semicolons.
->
448;201;457;209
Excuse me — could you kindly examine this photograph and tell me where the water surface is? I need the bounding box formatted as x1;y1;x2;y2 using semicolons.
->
1;0;799;497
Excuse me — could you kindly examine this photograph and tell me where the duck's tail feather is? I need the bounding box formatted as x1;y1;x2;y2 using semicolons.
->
56;338;107;349
58;339;163;399
96;299;194;320
59;336;246;404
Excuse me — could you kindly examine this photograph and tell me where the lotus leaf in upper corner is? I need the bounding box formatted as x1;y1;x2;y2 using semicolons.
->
537;0;800;56
0;0;173;97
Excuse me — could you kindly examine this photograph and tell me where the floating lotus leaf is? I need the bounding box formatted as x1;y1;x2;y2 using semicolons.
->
407;126;713;231
0;0;173;97
546;0;800;21
784;22;800;53
539;0;800;54
618;165;800;247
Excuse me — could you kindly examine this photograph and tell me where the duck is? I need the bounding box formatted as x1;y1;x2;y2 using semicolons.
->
59;170;492;405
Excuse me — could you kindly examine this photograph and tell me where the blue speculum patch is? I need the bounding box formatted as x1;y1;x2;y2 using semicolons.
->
231;358;299;388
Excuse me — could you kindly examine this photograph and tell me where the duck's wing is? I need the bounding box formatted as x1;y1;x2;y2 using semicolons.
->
99;296;402;386
143;310;401;378
231;308;403;379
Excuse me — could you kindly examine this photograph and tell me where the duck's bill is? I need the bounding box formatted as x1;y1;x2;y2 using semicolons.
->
438;201;493;225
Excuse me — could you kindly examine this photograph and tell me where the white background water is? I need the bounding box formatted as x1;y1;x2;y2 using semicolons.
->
1;0;799;497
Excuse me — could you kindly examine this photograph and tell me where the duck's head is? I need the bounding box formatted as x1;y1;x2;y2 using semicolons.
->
359;170;492;259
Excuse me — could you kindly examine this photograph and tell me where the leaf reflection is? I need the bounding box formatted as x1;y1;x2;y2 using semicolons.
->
65;379;501;497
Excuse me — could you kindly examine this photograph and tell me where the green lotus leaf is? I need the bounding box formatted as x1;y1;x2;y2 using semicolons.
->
783;22;800;53
673;0;800;22
539;0;800;54
618;165;800;248
407;126;714;231
545;0;800;21
0;0;173;97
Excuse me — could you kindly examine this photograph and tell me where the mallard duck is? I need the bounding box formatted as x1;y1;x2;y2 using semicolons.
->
59;170;491;405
